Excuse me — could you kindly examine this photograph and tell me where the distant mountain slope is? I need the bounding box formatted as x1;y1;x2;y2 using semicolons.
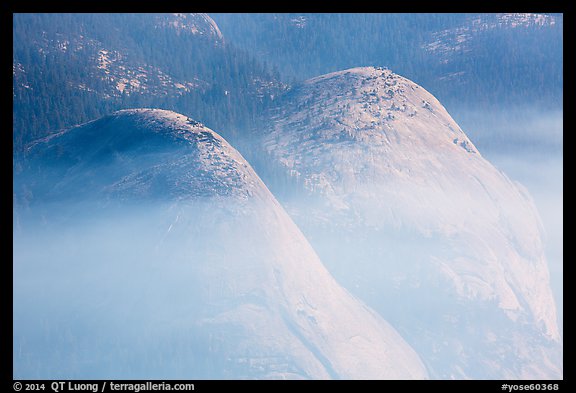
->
212;13;562;154
211;13;562;107
13;109;427;380
13;13;285;153
255;67;562;379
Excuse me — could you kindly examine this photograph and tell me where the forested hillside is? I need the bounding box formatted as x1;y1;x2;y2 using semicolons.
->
212;13;562;108
212;13;563;153
13;13;285;153
13;13;563;156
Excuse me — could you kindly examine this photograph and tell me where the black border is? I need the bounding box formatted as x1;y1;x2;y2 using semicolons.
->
6;2;572;389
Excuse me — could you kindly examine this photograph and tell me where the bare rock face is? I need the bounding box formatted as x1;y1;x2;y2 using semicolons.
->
155;13;224;41
13;109;427;380
259;67;561;379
